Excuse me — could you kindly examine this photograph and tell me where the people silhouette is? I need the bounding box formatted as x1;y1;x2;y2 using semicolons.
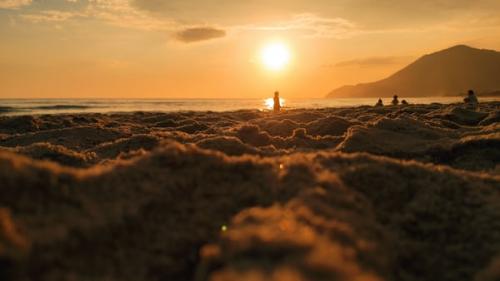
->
391;95;399;105
273;91;281;112
375;98;384;107
401;99;409;105
463;89;478;110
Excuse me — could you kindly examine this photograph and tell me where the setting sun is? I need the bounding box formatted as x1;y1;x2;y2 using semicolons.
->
260;42;291;71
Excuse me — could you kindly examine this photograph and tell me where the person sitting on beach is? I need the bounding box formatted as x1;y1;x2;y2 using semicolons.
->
401;99;409;105
391;95;399;105
273;91;281;112
375;98;384;107
463;89;478;110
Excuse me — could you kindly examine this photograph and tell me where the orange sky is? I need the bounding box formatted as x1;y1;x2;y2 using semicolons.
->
1;0;500;99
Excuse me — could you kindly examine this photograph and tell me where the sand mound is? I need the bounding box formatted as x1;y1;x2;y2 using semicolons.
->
283;128;342;150
338;116;453;156
198;174;391;281
2;143;96;167
306;116;357;136
480;111;500;126
174;120;210;134
0;116;41;134
428;134;500;171
268;111;326;123
91;134;161;159
254;119;300;137
0;102;499;281
235;124;273;147
427;106;489;126
0;126;129;150
0;208;30;281
196;136;261;156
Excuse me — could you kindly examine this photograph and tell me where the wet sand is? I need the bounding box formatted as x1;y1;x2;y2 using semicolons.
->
0;102;499;281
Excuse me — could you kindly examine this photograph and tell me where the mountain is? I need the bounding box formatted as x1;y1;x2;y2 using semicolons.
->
327;45;500;98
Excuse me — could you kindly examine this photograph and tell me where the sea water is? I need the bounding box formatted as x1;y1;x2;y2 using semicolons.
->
0;97;498;116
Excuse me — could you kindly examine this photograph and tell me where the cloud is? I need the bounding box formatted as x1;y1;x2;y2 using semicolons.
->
174;27;226;43
129;2;359;39
85;0;173;30
130;0;174;13
0;0;31;9
333;56;412;67
21;10;79;23
18;0;177;30
11;0;500;44
240;13;357;39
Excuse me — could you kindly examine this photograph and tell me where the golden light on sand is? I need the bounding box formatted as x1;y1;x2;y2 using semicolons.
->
264;98;285;110
260;42;291;71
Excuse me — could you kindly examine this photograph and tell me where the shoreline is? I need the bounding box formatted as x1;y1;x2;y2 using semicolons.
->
1;97;499;117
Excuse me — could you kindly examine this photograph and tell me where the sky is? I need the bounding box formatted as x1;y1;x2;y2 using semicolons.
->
1;0;500;99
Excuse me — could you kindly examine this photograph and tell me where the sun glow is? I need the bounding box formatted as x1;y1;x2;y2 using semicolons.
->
260;42;291;71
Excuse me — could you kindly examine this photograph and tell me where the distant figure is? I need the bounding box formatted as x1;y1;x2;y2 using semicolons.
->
273;91;281;112
375;98;384;107
391;95;399;105
463;89;478;110
401;99;409;105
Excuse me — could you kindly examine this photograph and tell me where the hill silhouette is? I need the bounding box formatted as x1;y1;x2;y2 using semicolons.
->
327;45;500;98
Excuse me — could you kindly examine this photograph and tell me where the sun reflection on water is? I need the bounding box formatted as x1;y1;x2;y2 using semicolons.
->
264;98;285;110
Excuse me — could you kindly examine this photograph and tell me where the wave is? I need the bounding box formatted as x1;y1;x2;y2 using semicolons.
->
0;105;95;115
0;106;16;113
33;105;93;110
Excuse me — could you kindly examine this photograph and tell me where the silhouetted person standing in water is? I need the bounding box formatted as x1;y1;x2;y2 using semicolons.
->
464;89;478;110
391;95;399;105
273;91;281;112
375;98;384;107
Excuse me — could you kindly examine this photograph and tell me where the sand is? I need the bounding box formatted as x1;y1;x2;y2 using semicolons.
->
0;102;499;281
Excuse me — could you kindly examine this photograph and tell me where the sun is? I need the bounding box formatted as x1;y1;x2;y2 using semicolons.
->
260;42;291;71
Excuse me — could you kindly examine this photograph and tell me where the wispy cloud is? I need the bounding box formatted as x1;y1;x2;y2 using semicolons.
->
174;27;226;43
21;10;80;23
19;3;357;41
240;13;357;39
333;56;413;67
0;0;31;9
17;0;227;43
15;0;499;46
85;0;175;30
18;0;177;30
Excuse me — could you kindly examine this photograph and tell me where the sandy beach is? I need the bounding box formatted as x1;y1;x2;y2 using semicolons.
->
0;102;499;281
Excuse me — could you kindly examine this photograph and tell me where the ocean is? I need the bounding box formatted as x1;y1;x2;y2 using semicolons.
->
1;97;498;116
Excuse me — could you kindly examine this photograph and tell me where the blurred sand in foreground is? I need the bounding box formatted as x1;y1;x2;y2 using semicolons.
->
0;102;499;281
